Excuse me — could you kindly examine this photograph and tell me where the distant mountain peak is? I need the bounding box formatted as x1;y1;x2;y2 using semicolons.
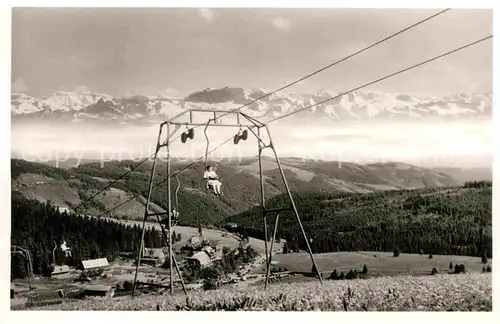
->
11;86;492;124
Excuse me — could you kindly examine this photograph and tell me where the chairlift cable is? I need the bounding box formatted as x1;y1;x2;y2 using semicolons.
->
171;8;450;138
265;35;493;124
95;134;240;219
73;152;155;213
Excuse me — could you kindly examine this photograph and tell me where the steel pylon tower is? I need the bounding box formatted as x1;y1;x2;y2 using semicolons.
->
132;109;322;297
11;245;38;307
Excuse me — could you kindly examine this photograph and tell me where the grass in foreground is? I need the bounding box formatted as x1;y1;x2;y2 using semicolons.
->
34;273;491;311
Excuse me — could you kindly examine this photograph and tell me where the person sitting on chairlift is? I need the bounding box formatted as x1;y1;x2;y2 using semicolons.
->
60;241;72;258
203;165;223;196
163;209;180;226
171;208;180;226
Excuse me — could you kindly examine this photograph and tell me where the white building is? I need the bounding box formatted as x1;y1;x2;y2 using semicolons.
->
57;206;71;214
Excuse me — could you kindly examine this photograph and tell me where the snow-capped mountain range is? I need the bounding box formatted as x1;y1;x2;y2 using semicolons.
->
11;87;492;125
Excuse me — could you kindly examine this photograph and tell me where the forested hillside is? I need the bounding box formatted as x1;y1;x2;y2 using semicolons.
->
11;158;460;228
10;194;164;279
225;182;492;258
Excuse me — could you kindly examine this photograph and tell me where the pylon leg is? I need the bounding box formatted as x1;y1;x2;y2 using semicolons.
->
133;126;163;297
265;212;280;288
155;214;187;295
265;126;323;284
257;128;271;287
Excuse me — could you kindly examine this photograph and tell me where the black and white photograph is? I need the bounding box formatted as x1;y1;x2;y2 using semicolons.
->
4;2;496;314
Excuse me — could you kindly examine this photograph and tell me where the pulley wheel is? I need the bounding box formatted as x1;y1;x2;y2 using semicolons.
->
233;134;240;145
181;132;187;143
188;128;195;139
241;129;248;141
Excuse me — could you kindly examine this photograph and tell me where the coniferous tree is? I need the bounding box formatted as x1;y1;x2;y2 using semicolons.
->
10;196;154;279
282;242;289;254
454;264;466;274
224;183;491;258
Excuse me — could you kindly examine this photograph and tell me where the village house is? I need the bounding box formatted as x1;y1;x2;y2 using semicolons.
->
224;223;239;232
137;248;167;267
179;235;205;254
189;235;203;246
51;265;71;278
80;257;109;271
83;285;115;298
185;250;212;268
119;252;134;258
57;206;71;214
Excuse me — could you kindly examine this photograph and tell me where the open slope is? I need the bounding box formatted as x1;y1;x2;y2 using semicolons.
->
11;157;460;226
433;167;492;183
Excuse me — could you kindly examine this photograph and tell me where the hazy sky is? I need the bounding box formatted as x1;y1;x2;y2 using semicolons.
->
11;117;492;168
11;8;492;98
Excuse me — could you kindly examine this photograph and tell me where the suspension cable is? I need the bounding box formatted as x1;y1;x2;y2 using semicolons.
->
73;152;156;212
174;8;451;137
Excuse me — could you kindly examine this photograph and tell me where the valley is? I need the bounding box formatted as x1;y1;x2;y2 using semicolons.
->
9;156;492;310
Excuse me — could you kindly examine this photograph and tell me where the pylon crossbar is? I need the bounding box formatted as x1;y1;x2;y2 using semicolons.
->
161;109;256;128
170;122;254;128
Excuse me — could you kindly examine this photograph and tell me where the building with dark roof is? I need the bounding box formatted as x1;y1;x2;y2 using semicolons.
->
83;285;115;298
51;265;71;278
